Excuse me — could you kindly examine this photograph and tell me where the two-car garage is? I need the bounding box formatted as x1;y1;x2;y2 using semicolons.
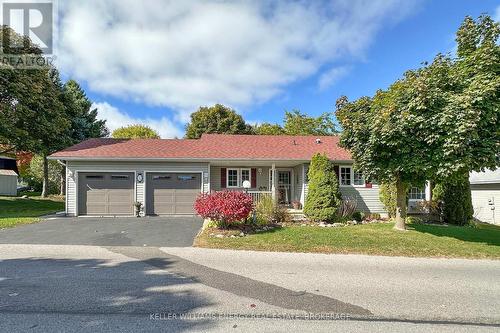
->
77;171;202;216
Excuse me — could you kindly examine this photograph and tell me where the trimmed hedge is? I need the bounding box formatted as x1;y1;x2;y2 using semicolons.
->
304;153;342;222
433;174;473;225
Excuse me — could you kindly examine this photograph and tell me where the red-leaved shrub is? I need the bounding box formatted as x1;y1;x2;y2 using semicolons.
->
194;191;253;226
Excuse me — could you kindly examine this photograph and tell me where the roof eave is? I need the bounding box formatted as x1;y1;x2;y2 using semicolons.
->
48;156;353;163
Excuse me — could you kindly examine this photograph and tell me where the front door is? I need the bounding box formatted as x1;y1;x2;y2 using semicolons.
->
277;171;291;204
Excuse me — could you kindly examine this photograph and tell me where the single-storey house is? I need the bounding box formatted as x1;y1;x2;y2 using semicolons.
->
0;156;19;196
49;134;389;217
470;169;500;224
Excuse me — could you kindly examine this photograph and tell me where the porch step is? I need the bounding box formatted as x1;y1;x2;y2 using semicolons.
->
287;209;306;221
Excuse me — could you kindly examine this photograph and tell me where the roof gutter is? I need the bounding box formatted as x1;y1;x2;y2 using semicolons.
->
47;156;354;163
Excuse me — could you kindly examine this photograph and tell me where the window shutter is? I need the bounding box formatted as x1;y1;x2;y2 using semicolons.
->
221;168;226;188
251;168;257;188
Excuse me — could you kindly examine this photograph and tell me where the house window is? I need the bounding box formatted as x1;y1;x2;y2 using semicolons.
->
340;167;351;185
240;169;251;187
409;187;425;200
269;169;273;189
304;165;309;183
227;169;239;188
353;170;364;186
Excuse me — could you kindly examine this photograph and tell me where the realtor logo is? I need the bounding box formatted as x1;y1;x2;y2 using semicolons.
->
2;1;54;54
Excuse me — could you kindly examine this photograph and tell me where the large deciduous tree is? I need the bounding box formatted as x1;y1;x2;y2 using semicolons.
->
254;110;337;136
283;110;337;136
185;104;253;139
0;27;70;197
253;122;285;135
112;124;160;139
336;15;499;230
1;27;109;196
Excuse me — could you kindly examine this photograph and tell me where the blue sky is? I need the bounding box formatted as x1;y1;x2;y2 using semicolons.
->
54;0;500;137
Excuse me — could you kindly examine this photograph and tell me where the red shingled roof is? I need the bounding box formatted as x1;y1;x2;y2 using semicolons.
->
49;134;352;161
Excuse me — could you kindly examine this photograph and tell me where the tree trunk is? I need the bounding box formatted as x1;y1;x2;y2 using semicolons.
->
394;176;407;230
41;154;49;198
60;165;66;196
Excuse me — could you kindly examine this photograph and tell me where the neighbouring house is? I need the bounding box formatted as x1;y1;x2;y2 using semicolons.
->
49;134;387;217
470;169;500;224
0;156;19;196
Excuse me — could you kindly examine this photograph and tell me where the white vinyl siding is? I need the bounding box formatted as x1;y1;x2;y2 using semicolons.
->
66;161;209;216
339;185;385;214
293;164;303;203
471;184;500;224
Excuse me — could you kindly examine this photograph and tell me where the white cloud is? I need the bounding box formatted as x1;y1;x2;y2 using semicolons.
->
57;0;417;120
93;102;183;139
318;66;351;91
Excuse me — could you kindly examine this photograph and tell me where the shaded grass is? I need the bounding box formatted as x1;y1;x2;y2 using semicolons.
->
195;222;500;259
0;196;65;228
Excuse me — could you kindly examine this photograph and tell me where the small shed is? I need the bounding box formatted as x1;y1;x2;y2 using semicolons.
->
0;169;18;196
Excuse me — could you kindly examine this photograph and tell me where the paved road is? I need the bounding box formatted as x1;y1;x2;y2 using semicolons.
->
162;247;500;324
0;244;498;332
0;216;202;247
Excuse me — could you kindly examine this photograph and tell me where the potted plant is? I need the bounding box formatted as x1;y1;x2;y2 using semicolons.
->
134;202;143;217
292;200;302;210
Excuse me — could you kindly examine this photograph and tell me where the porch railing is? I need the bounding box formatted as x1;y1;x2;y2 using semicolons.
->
247;191;272;204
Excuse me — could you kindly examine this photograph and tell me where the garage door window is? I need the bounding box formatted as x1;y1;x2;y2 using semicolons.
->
178;175;195;181
153;175;171;180
111;175;130;180
86;175;103;180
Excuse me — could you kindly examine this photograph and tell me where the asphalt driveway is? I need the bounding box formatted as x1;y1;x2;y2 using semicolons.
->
0;216;203;247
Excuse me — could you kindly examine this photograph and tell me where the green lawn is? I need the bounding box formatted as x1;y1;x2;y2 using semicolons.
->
0;196;65;228
195;222;500;259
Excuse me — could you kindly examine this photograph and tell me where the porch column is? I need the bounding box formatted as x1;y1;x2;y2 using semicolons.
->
425;181;432;201
271;163;276;201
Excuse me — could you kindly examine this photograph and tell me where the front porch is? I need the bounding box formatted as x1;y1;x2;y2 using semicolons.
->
209;162;308;207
